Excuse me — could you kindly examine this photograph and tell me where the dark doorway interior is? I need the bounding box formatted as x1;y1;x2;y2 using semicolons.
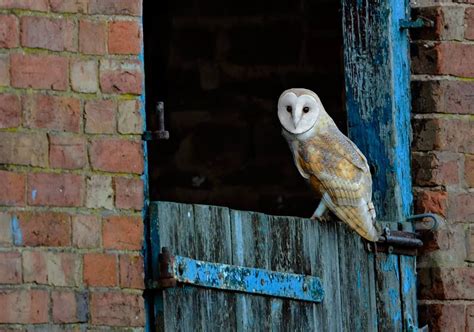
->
143;0;345;217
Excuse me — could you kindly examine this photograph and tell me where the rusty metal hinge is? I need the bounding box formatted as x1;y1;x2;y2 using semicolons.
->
142;101;170;141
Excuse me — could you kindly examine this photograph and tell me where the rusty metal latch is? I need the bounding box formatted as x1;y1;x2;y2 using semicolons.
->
367;228;423;256
142;101;170;141
147;247;325;303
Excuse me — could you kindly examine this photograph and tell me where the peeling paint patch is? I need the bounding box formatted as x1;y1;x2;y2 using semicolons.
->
10;215;22;245
31;189;37;201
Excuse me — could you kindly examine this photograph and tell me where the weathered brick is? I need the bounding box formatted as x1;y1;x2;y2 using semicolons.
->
419;267;474;300
84;253;117;287
18;212;71;247
23;94;81;133
467;224;474;262
0;252;21;284
0;289;49;324
412;152;460;186
79;19;106;55
0;170;25;206
22;250;47;284
86;175;114;209
412;118;474;153
52;290;88;323
21;16;76;52
467;305;474;332
90;138;143;174
449;192;474;222
85;99;116;134
0;213;12;246
100;59;143;95
103;216;143;250
0;132;48;167
0;94;21;128
114;177;143;210
28;173;84;207
414;189;448;218
11;53;68;91
412;42;474;77
50;0;88;13
412;80;474;115
419;303;465;332
466;8;474;40
90;292;145;327
0;54;9;86
466;154;474;188
0;0;49;11
119;254;144;289
88;0;141;16
49;134;87;170
411;6;464;41
46;252;81;286
0;15;18;48
71;59;99;93
118;100;142;134
72;215;101;248
108;21;141;55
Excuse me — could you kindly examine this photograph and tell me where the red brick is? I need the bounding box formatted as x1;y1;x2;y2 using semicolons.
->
85;99;116;134
0;15;18;48
52;290;88;323
100;59;143;95
28;173;84;207
466;154;474;188
88;0;141;16
449;192;474;222
0;0;49;11
0;132;48;167
412;80;474;115
419;267;474;300
412;152;460;186
90;138;143;174
84;253;118;287
0;171;25;206
414;189;448;218
108;21;141;55
118;100;142;134
466;8;474;40
90;292;145;327
467;225;474;262
114;177;144;210
22;250;47;284
11;53;68;91
21;16;76;52
0;94;21;128
413;42;474;77
468;305;474;332
0;54;9;86
50;0;88;13
0;289;49;324
0;213;12;247
79;19;106;55
72;215;101;248
46;252;81;286
18;212;71;247
412;118;474;153
23;94;81;133
119;254;144;289
49;135;87;170
103;215;143;250
418;303;465;332
71;59;98;93
0;252;21;284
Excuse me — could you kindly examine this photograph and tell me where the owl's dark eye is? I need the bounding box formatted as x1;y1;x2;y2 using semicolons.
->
286;106;292;113
303;106;310;113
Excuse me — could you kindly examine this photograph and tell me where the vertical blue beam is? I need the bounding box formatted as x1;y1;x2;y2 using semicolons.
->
341;0;415;330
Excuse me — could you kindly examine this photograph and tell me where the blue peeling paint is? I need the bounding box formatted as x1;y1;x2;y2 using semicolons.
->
10;215;22;246
402;263;415;294
171;255;324;303
31;189;37;201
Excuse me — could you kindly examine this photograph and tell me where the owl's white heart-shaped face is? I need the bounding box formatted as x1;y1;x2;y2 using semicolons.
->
278;89;322;135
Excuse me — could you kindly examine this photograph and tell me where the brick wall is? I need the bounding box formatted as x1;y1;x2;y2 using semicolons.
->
0;0;146;330
411;1;474;330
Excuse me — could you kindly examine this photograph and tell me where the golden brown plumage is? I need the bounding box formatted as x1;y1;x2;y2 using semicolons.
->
278;88;380;241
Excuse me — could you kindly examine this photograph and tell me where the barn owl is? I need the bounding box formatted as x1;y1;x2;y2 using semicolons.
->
278;88;380;241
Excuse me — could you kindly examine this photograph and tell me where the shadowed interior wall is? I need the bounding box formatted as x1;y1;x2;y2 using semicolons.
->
144;0;344;217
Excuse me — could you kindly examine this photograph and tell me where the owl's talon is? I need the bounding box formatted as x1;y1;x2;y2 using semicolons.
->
311;214;330;223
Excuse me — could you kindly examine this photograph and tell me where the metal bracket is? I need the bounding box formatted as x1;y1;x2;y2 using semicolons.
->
399;17;434;30
406;315;429;332
148;247;324;303
142;101;169;141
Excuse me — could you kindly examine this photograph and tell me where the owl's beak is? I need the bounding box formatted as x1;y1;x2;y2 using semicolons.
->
292;114;300;129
